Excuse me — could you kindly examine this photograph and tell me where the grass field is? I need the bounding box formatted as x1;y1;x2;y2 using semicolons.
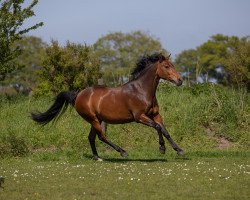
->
0;84;249;199
0;152;249;200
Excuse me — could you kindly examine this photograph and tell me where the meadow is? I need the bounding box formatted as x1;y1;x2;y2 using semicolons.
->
0;83;249;199
0;155;249;200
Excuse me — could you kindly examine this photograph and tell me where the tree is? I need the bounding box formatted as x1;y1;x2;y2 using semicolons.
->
174;49;199;84
223;37;250;89
175;34;244;85
94;31;167;86
3;35;47;87
0;0;43;81
35;41;101;96
197;34;240;84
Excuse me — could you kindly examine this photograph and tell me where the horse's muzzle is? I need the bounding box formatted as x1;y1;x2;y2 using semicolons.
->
171;78;182;86
170;79;182;86
176;79;183;86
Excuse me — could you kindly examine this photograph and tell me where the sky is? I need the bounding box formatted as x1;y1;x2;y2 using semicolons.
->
23;0;250;56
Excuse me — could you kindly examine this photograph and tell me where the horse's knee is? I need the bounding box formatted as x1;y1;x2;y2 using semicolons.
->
97;134;106;142
155;124;162;132
159;140;165;146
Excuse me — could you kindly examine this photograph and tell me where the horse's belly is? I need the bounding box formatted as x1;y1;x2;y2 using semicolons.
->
97;97;134;124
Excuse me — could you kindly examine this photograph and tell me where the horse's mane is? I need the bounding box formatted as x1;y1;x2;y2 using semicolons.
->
131;53;166;80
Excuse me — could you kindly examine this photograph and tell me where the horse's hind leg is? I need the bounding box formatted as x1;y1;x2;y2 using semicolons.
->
88;127;102;161
92;120;128;158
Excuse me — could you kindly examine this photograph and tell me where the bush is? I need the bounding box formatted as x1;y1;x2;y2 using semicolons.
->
35;41;102;96
158;83;249;145
0;133;29;158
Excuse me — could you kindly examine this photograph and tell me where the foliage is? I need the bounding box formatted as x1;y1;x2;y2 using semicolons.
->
175;34;249;86
0;84;249;159
0;0;43;81
94;31;167;86
2;36;47;88
174;49;199;84
223;37;250;89
158;84;249;144
35;41;101;96
0;133;29;157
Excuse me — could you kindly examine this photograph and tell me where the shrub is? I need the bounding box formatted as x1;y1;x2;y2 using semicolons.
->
35;41;102;96
0;133;29;157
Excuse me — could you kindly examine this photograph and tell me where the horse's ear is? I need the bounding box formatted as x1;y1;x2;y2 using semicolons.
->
168;54;171;59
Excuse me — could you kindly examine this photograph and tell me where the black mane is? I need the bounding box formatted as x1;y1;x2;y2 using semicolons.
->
131;53;166;80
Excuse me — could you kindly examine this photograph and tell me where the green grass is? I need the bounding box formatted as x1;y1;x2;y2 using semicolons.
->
0;84;249;199
0;155;249;200
0;84;249;158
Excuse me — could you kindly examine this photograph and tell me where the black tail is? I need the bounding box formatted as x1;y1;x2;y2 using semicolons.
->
31;91;77;125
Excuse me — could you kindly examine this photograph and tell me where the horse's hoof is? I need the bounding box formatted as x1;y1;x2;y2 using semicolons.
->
120;151;128;157
177;150;184;156
159;146;166;154
93;155;103;161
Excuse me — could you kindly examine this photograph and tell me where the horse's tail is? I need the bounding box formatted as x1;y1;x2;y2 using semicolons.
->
31;91;77;125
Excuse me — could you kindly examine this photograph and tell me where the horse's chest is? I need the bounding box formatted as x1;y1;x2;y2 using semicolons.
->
145;105;155;115
145;99;158;116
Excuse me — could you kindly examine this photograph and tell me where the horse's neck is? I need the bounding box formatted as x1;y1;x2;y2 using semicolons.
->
133;64;160;99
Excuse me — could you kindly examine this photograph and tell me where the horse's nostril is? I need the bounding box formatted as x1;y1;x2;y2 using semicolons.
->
177;79;183;86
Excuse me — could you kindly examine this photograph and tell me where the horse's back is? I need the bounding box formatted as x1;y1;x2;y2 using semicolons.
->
75;86;108;116
75;86;134;123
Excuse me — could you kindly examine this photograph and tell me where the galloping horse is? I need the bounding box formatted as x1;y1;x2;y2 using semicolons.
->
31;53;184;160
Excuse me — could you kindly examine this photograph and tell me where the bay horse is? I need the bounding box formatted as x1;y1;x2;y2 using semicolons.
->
31;53;184;161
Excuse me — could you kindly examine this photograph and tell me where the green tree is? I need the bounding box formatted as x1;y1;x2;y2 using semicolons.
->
94;31;167;85
35;41;101;96
197;34;239;83
3;36;47;87
223;37;250;89
175;34;245;85
174;49;199;84
0;0;43;81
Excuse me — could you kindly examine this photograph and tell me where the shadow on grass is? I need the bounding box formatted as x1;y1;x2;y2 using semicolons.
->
82;153;190;163
104;158;168;163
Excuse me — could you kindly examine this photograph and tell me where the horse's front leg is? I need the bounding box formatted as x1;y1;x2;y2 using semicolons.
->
153;114;166;154
137;114;184;155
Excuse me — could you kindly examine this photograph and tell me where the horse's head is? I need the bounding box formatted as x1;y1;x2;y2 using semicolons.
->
156;55;183;86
